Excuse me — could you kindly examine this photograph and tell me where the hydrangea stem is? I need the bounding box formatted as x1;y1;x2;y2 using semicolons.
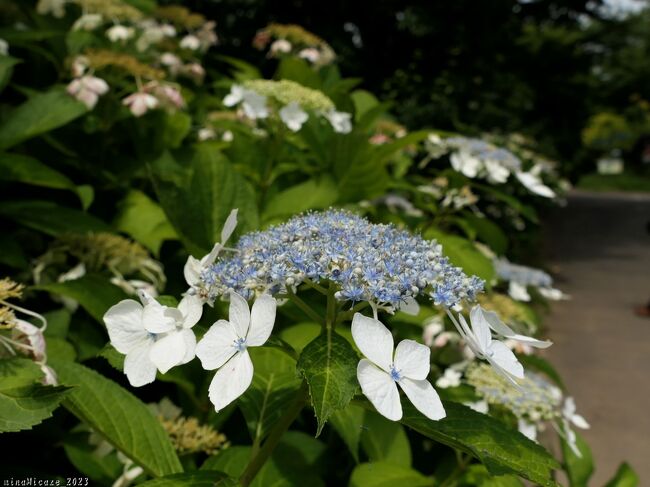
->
239;382;308;487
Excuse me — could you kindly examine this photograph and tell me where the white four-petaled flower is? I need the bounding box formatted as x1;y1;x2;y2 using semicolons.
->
324;109;352;134
103;292;202;387
196;292;277;412
351;313;446;421
279;102;309;131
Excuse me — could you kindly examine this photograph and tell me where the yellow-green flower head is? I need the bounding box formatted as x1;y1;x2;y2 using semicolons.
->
155;5;206;29
0;278;24;301
466;363;562;422
72;0;143;21
242;79;334;112
82;49;166;80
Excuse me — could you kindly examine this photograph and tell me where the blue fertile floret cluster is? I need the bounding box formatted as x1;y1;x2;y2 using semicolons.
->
200;210;484;308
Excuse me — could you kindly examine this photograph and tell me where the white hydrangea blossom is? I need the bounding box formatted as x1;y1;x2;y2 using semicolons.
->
122;92;159;117
196;292;277;411
106;25;135;42
279;102;309;131
103;292;202;386
351;313;445;421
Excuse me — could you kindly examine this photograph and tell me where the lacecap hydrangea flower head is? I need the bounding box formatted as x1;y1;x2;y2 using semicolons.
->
105;209;551;425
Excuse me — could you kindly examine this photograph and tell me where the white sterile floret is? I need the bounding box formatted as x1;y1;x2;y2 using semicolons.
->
436;367;462;389
478;306;552;349
107;24;135;42
184;209;238;291
241;91;268;120
279;102;309;131
484;159;510;183
508;281;531;302
103;292;202;387
324;110;352;134
196;292;277;412
180;34;201;50
453;306;525;384
123;92;159;117
450;151;481;178
72;14;103;31
561;397;589;456
351;313;445;421
223;85;244;106
515;170;555;198
518;419;538;441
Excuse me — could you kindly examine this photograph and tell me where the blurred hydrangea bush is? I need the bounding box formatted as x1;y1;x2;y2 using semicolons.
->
0;1;636;487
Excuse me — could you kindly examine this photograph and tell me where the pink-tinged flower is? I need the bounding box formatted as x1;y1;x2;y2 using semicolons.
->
197;21;218;49
182;63;205;83
122;92;159;117
298;47;321;63
154;84;184;109
14;319;46;362
67;75;109;109
71;55;89;77
370;133;390;145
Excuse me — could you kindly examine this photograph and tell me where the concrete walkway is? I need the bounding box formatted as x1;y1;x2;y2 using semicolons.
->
543;190;650;485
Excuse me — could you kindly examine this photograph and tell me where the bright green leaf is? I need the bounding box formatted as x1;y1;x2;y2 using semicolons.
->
349;462;431;487
0;55;20;92
604;463;639;487
297;331;359;435
52;360;183;477
360;410;412;467
561;430;593;487
113;190;177;255
263;176;339;222
424;229;495;283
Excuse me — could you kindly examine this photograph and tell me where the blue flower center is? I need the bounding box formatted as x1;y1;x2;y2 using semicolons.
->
389;365;402;382
234;337;247;352
147;332;159;342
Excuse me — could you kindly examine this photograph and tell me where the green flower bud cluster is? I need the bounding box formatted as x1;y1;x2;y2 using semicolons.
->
466;363;562;422
243;79;334;112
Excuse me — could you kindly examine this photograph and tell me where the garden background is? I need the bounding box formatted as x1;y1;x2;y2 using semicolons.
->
0;0;648;486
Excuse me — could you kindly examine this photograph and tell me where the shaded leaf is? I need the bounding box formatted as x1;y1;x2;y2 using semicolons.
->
360;410;412;467
0;200;110;236
263;176;338;222
604;463;639;487
150;144;259;255
138;472;235;487
33;274;128;323
329;403;365;462
0;87;87;149
239;348;301;444
395;401;559;486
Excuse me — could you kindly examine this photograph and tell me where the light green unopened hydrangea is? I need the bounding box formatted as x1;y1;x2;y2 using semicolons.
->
466;363;562;422
243;79;334;111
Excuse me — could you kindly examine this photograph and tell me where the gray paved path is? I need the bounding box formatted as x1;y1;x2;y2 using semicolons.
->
543;190;650;485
